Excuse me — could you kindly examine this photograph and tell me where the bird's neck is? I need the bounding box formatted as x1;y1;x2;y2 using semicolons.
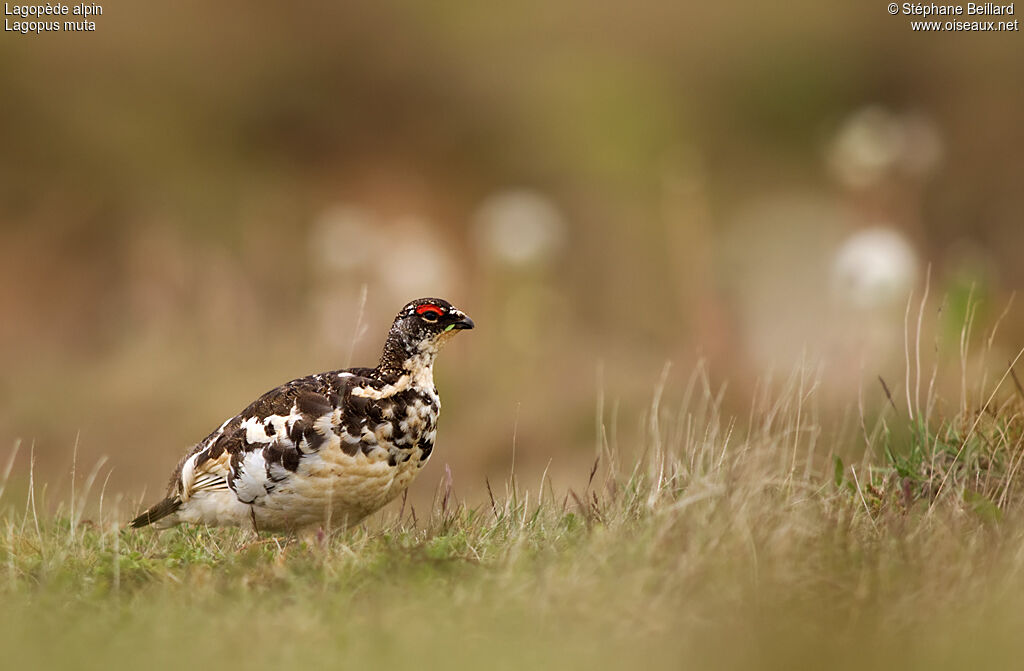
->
377;334;437;389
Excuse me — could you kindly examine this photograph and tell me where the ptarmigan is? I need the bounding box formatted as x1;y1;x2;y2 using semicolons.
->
130;297;474;534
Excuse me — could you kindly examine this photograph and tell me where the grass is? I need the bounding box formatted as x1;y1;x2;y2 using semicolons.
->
4;355;1024;670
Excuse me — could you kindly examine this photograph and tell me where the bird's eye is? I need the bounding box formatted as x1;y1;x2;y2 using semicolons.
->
415;304;444;323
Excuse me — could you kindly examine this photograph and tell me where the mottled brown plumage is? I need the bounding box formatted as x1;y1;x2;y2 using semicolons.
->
130;298;473;533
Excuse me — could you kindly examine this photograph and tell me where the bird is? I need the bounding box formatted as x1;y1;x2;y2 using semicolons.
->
129;297;474;534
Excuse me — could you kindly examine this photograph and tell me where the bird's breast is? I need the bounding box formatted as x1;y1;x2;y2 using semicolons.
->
257;385;441;526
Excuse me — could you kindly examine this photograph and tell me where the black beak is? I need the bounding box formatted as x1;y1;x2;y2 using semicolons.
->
451;315;475;330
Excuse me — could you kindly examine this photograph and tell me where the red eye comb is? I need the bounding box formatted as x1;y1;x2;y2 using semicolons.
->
416;304;444;316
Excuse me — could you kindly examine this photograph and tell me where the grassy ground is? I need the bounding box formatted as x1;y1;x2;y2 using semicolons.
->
4;361;1024;670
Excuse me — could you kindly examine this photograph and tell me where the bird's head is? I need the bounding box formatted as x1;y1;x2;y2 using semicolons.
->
378;298;474;374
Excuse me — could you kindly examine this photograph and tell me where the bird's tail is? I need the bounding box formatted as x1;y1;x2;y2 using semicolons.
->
129;496;181;529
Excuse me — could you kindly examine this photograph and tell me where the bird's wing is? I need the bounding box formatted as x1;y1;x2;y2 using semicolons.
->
177;370;388;505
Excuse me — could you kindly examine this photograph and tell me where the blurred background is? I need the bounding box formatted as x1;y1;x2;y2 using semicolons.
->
1;1;1022;510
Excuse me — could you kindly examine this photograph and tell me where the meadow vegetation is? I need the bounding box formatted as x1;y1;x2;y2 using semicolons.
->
3;4;1022;669
4;341;1024;671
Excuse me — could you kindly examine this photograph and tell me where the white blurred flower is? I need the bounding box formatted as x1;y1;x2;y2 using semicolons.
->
307;204;457;349
828;107;904;188
472;189;567;266
381;216;453;296
309;205;380;272
827;106;943;188
832;226;918;309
